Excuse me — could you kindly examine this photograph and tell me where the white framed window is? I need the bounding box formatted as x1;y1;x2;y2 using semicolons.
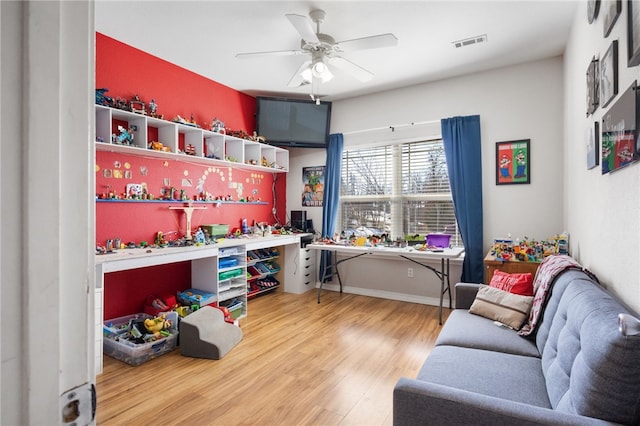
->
340;139;461;246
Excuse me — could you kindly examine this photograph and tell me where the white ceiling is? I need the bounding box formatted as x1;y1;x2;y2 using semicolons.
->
95;1;578;102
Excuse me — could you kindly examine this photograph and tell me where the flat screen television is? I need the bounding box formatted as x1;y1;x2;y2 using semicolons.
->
256;96;331;148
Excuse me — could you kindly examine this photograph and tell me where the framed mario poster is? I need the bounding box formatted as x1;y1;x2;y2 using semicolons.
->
495;139;530;185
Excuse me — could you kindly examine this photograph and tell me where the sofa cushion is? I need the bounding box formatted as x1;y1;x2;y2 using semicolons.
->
539;276;640;425
417;345;551;408
489;269;534;295
436;310;540;357
469;286;534;330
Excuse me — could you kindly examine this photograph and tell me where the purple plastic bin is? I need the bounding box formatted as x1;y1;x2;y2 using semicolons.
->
426;233;451;248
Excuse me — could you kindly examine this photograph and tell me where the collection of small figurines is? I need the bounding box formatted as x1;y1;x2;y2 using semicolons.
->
172;114;200;128
94;89;284;161
96;88;286;178
490;233;569;262
96;183;261;204
96;89;164;120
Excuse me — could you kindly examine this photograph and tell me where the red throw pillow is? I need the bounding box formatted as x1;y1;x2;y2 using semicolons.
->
489;270;534;296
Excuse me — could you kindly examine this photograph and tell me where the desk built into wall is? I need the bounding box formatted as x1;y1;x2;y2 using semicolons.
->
94;234;312;374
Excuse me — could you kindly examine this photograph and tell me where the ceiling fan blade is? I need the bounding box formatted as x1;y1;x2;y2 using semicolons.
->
286;13;319;43
329;56;374;82
336;33;398;52
236;49;304;59
287;60;312;87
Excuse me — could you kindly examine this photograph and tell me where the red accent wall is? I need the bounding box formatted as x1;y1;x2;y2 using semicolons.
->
96;33;254;133
96;151;275;245
96;33;287;318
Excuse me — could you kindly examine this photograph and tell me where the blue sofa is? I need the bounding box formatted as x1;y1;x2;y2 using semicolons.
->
393;267;640;425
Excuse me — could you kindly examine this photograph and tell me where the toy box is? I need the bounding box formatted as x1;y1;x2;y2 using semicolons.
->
103;312;178;366
218;257;239;269
201;224;229;238
426;233;451;248
177;288;216;307
218;268;243;281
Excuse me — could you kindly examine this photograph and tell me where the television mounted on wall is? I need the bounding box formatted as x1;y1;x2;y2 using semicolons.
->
256;96;331;148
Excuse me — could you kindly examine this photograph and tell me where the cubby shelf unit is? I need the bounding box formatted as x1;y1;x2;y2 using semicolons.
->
246;248;281;298
95;105;289;173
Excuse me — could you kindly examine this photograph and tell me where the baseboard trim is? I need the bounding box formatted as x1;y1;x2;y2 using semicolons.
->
315;282;448;307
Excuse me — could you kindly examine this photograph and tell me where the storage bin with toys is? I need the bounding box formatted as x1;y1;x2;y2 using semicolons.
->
103;311;178;366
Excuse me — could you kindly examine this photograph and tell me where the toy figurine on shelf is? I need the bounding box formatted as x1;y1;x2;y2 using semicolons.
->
211;117;225;134
148;98;162;119
130;94;146;115
115;97;130;111
115;125;136;145
95;88;114;107
251;131;266;143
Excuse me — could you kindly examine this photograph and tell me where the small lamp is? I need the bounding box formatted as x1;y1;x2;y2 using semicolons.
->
618;313;640;336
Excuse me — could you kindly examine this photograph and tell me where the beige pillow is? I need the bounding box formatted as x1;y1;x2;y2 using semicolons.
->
469;286;534;330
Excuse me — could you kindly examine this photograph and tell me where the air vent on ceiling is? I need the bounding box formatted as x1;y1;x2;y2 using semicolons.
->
452;34;488;48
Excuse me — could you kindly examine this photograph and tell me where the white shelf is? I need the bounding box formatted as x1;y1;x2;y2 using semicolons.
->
191;244;248;319
95;105;289;172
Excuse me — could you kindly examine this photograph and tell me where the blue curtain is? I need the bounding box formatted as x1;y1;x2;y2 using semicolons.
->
319;133;343;281
441;116;484;283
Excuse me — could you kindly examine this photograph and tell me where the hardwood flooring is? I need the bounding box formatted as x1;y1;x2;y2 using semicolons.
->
96;289;449;425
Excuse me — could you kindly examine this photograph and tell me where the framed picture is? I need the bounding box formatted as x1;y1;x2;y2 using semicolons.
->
587;57;599;116
603;0;622;37
600;40;618;108
588;0;601;23
587;121;600;169
495;139;530;185
601;81;639;174
628;0;640;66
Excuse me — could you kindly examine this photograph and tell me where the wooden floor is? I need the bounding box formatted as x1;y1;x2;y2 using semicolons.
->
96;289;448;425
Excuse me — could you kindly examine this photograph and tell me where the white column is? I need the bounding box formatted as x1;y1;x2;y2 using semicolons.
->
1;1;95;424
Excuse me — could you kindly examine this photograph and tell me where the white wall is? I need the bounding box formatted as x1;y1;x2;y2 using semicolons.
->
287;57;565;300
332;57;566;250
286;147;326;235
564;2;640;311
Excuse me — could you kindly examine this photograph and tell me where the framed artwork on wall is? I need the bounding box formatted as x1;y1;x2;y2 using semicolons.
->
587;57;599;115
601;80;639;174
495;139;530;185
628;0;640;66
587;121;600;170
600;40;619;108
603;0;622;37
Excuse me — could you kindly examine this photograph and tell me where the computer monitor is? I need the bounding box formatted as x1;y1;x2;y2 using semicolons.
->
291;210;307;231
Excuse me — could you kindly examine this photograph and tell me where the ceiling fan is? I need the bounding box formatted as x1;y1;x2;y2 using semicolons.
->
236;9;398;88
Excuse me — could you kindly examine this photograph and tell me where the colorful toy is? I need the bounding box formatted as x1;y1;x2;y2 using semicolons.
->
144;313;171;338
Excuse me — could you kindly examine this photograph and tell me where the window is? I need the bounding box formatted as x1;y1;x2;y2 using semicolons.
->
340;139;461;246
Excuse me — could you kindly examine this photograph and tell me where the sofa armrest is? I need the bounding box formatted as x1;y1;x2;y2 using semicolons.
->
393;378;618;426
454;282;482;309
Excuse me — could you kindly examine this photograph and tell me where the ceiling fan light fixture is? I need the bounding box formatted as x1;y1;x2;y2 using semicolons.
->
311;58;333;82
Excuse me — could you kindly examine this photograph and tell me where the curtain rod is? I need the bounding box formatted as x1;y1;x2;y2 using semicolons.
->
341;119;440;136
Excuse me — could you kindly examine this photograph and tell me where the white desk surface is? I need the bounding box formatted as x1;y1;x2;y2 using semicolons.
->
306;243;465;260
96;234;308;273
